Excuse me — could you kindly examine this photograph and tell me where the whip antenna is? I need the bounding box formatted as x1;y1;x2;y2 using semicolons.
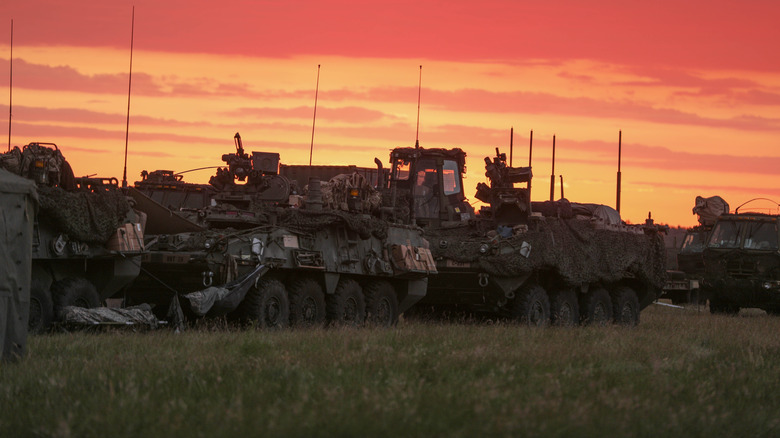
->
528;129;533;199
509;127;513;166
122;6;135;188
309;64;321;167
616;130;622;213
7;19;12;152
415;65;422;148
549;134;556;201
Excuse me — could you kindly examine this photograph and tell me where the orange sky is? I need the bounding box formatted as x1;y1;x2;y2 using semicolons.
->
2;0;779;227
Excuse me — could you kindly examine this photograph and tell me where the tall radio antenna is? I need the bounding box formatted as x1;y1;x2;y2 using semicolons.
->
616;130;622;213
528;129;533;199
509;127;514;166
549;134;556;202
309;64;321;167
7;19;12;152
415;65;422;148
122;6;135;188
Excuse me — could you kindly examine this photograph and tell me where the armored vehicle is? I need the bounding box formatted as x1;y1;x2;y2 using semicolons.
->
126;134;434;327
0;143;144;333
378;145;666;326
702;211;780;314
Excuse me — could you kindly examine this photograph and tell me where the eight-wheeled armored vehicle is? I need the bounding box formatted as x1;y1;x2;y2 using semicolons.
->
375;145;667;326
126;134;433;327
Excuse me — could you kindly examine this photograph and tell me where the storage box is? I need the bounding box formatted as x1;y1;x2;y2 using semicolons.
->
391;243;437;274
107;223;144;252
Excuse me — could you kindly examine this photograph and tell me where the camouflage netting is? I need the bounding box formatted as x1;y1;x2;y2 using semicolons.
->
276;208;390;240
427;216;667;289
37;186;131;244
320;173;383;213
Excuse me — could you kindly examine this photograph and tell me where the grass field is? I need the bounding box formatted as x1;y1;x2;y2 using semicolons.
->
2;303;780;438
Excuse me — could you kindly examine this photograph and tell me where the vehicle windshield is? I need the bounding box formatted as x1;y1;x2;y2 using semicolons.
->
744;221;779;250
442;160;461;196
680;231;705;254
413;159;439;218
707;221;741;249
707;219;779;250
393;159;410;180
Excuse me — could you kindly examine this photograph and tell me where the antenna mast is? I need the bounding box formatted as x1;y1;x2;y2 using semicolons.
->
7;19;12;152
528;129;533;199
549;134;556;201
122;6;135;188
616;130;622;213
509;127;513;166
415;65;422;148
309;64;321;167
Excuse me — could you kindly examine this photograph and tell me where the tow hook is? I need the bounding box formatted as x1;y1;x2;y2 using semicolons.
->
202;271;214;287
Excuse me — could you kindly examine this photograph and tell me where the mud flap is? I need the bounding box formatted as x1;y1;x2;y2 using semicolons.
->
397;278;428;315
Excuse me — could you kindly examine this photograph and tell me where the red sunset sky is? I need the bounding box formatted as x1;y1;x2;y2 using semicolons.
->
1;0;779;226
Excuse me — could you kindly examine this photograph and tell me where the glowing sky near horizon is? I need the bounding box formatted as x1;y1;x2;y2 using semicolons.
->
2;0;779;226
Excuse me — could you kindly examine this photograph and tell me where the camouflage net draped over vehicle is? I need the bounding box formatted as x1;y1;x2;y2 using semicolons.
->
428;217;667;289
37;186;131;243
277;208;390;240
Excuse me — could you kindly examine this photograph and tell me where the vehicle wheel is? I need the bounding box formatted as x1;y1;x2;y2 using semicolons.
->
549;288;579;326
511;284;550;327
611;286;640;326
51;278;100;319
28;284;54;334
709;300;739;316
239;278;289;329
326;279;366;327
364;281;399;327
580;286;613;326
287;278;326;327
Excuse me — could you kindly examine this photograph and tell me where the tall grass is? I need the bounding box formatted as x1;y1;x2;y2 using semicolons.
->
2;304;780;438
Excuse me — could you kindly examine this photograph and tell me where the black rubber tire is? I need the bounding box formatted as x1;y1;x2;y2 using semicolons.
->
239;279;290;329
287;278;326;327
51;278;100;319
28;284;54;334
364;281;399;327
580;286;613;326
326;279;366;327
511;284;550;327
611;286;640;326
549;288;580;327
